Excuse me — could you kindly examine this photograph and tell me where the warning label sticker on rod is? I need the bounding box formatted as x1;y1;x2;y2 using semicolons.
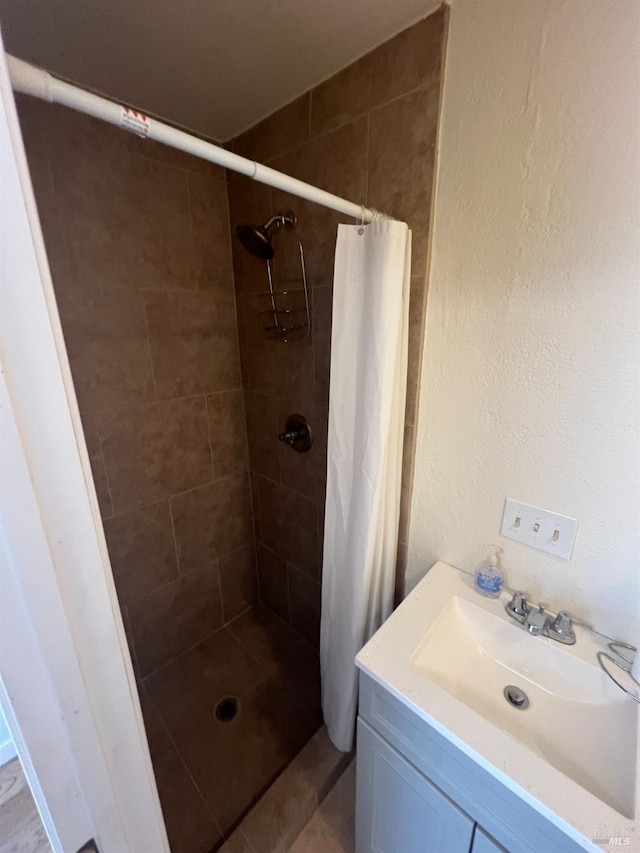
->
120;107;150;137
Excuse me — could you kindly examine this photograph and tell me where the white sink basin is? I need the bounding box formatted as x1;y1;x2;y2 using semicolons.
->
356;562;640;849
410;595;637;817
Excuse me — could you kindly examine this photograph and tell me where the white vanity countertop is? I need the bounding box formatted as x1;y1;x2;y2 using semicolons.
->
356;561;640;852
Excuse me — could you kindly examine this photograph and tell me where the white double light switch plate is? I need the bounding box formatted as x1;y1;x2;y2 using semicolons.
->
500;499;579;560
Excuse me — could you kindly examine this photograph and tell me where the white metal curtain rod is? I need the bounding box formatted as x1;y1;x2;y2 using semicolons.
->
7;54;387;224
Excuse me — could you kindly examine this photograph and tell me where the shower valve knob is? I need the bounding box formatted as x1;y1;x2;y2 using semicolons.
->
279;428;305;444
278;414;313;453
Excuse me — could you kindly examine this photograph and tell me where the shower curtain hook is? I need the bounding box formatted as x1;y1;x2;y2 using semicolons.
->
358;205;366;235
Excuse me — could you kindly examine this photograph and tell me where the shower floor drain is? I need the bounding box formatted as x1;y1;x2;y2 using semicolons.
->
215;696;239;723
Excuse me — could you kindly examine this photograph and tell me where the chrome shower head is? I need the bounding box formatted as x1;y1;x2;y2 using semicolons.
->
235;212;296;259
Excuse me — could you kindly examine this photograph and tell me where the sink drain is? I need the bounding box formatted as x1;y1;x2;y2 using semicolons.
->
503;685;529;709
215;696;239;723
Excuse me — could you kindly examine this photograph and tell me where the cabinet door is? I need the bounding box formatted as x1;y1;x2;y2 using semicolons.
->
356;719;474;853
472;828;507;853
471;826;506;853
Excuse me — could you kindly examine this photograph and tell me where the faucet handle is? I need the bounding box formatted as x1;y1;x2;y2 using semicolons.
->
525;603;548;635
506;591;529;623
546;610;576;645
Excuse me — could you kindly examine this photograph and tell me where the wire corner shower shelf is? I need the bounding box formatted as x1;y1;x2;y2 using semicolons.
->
264;224;311;343
236;211;311;344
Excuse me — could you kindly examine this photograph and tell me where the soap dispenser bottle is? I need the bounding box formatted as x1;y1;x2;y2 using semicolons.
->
474;545;504;598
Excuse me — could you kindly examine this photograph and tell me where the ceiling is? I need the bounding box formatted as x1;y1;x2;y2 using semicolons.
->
0;0;442;141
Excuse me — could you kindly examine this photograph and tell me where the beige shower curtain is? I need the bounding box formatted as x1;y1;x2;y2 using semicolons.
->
321;220;411;752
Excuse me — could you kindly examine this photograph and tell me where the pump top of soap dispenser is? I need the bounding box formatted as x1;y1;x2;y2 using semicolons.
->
487;545;501;567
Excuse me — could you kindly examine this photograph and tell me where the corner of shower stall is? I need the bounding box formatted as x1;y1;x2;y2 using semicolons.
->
14;92;327;851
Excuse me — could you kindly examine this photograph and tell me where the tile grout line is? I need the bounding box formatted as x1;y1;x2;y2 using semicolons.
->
122;606;141;681
247;471;262;604
224;599;260;630
172;467;242;496
364;111;371;207
93;399;252;522
264;75;442;173
203;393;218;483
127;536;255;615
285;558;293;628
222;171;247;402
252;471;326;580
317;503;324;587
125;142;226;182
310;287;318;428
96;389;326;522
141;621;233;683
215;556;226;624
40;130;85;300
286;561;321;632
139;592;258;686
167;498;183;578
251;596;317;655
140;298;159;404
97;464;252;522
224;609;320;726
238;827;259;853
143;687;225;840
209;621;299;712
93;386;242;416
232;731;355;853
122;147;193;182
95;416;117;521
251;469;319;508
251;472;263;545
183;166;200;286
287;541;322;584
232;98;311;172
234;382;257;581
224;618;270;674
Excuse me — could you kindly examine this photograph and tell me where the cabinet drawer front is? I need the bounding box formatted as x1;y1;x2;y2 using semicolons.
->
358;673;588;853
356;719;474;853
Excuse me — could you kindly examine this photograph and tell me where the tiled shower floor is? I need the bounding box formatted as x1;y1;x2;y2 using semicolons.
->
139;604;322;853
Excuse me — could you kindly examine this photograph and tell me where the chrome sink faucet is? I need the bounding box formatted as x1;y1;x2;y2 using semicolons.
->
525;603;548;636
505;592;577;645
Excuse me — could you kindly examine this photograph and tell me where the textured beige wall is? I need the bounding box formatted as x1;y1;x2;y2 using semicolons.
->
408;0;640;644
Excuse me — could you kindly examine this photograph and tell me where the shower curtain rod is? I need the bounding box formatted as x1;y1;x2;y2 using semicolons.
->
7;54;386;224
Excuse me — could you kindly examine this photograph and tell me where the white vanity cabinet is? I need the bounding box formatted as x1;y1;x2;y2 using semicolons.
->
472;828;507;853
357;720;475;851
356;672;588;853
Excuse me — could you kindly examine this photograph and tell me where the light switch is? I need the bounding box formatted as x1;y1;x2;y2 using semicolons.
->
500;499;579;560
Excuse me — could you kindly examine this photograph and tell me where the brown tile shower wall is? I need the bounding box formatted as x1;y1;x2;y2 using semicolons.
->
228;6;446;638
17;96;257;677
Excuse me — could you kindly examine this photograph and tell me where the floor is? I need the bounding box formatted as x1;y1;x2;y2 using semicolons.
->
141;603;322;853
288;762;356;853
0;758;51;853
219;726;352;853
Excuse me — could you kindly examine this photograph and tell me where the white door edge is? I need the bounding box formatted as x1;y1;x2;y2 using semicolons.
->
0;25;169;853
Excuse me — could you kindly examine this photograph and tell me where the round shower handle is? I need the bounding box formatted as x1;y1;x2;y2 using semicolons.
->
279;428;305;443
278;414;313;453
